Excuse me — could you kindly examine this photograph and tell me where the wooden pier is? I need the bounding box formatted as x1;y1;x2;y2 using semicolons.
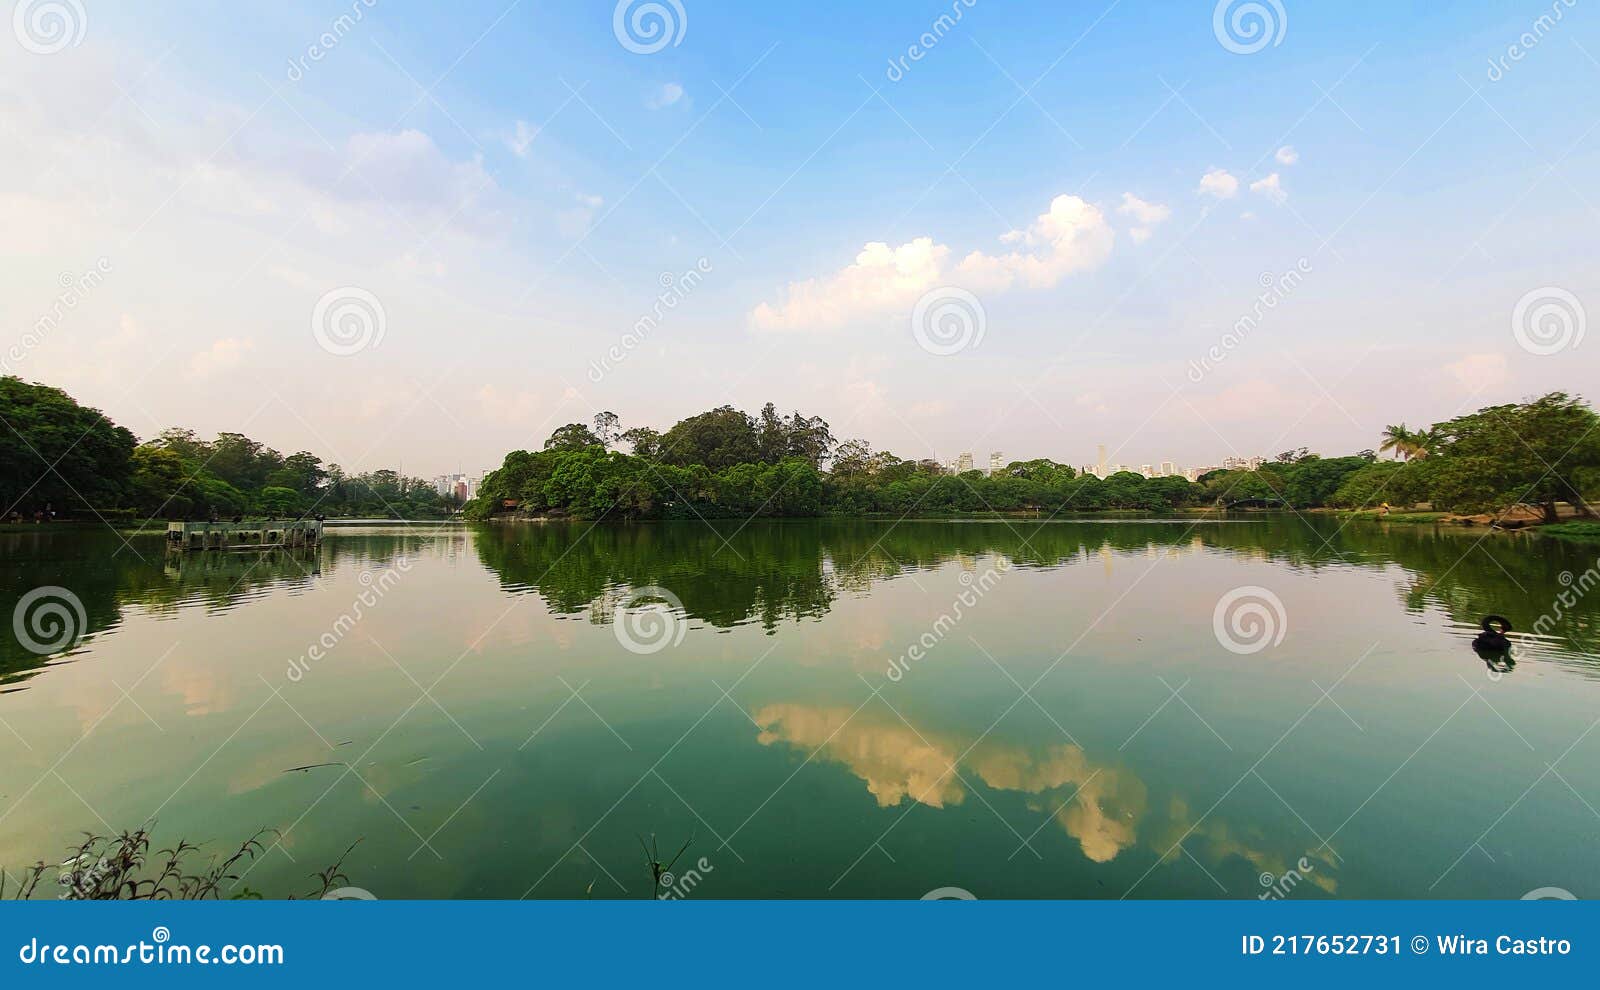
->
165;519;324;552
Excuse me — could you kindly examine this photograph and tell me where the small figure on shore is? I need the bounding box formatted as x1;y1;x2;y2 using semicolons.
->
209;507;220;523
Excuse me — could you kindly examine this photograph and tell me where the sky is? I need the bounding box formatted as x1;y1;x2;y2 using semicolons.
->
2;0;1597;477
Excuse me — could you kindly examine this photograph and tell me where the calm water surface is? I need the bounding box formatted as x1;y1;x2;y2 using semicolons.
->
2;517;1597;898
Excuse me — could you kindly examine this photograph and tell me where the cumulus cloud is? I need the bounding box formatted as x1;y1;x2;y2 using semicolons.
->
646;82;685;109
749;194;1113;330
188;337;255;379
750;237;948;331
1275;145;1299;165
1118;192;1171;243
1118;192;1171;225
1446;352;1507;391
1198;168;1239;199
1250;172;1287;204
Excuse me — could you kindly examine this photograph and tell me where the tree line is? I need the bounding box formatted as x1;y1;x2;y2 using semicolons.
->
1;376;456;521
7;375;1595;525
466;392;1600;523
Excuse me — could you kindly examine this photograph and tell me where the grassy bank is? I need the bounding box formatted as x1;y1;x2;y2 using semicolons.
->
1541;521;1600;545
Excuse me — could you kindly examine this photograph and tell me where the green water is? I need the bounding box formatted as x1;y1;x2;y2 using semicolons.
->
2;517;1597;899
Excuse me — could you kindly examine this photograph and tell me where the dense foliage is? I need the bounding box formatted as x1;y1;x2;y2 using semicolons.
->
7;376;1596;525
1326;393;1600;520
0;377;135;516
469;394;1600;523
2;376;455;521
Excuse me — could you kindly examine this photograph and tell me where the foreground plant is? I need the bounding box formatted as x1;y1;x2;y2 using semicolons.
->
1;825;359;900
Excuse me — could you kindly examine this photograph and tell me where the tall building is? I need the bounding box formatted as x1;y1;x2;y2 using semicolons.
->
989;451;1003;476
434;472;475;501
1160;461;1177;477
957;451;974;473
1140;464;1154;477
1222;455;1267;472
1096;444;1107;478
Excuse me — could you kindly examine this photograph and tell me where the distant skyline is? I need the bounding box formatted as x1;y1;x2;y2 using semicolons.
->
3;1;1596;475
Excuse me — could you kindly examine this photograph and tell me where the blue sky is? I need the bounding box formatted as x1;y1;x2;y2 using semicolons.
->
3;0;1597;475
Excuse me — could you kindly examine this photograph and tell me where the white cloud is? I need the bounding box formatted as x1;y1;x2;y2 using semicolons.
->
750;194;1114;330
1117;192;1171;225
957;195;1114;292
1275;145;1299;166
1198;168;1239;199
1249;172;1287;204
503;120;538;158
646;82;685;109
346;130;497;209
1445;352;1508;391
188;337;254;379
1118;193;1170;244
751;237;948;331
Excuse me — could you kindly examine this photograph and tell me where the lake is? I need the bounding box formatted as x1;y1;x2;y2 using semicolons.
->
2;517;1597;899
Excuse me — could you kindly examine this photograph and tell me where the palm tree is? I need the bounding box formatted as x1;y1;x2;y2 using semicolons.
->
1409;427;1437;459
1380;424;1417;461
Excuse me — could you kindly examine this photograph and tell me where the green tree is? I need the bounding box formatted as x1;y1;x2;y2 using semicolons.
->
0;376;135;516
